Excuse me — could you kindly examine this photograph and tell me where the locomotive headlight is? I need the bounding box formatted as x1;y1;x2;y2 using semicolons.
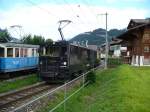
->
40;61;42;64
63;62;67;65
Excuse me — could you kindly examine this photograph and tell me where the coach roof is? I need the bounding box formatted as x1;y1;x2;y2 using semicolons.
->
0;43;39;48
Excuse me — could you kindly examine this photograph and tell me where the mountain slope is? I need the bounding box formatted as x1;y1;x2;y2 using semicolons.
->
69;28;126;45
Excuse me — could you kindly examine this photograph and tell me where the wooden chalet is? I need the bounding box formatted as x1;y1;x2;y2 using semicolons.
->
117;19;150;66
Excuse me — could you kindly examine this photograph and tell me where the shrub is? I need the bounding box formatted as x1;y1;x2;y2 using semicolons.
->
108;58;123;67
86;70;96;84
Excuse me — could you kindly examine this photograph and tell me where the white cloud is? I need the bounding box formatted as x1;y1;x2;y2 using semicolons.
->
0;4;148;41
106;0;146;3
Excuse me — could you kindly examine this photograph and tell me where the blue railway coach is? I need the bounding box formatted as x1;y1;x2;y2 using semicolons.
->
0;43;39;73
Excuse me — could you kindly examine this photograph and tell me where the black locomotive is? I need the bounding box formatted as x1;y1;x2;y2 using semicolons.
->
39;41;98;82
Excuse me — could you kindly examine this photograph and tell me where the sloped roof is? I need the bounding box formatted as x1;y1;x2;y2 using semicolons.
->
109;39;122;45
131;19;149;23
127;19;150;29
0;43;39;48
117;23;150;40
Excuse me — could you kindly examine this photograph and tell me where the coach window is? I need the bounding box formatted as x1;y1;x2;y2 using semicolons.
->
7;48;13;57
32;49;34;57
0;47;4;57
15;48;19;57
20;48;23;57
24;49;28;57
35;49;38;56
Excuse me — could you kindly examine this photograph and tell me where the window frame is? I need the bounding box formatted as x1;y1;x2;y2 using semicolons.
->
15;48;20;57
20;48;24;57
23;48;28;57
144;46;149;53
7;47;14;57
0;47;5;57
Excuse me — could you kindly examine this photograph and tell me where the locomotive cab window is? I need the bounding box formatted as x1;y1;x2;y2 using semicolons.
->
49;46;67;57
60;47;67;56
46;46;60;57
7;48;13;57
0;47;4;57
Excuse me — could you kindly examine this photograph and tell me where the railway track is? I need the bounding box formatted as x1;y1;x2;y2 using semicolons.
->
0;74;35;82
0;82;60;112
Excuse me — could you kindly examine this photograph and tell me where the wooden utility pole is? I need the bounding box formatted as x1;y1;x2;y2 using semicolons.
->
98;12;108;69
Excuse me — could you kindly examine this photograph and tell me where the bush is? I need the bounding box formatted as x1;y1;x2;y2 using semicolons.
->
108;58;123;67
95;58;100;66
86;70;96;84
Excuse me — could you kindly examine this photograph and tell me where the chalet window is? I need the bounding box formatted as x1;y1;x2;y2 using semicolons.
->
0;48;4;57
144;46;149;52
7;48;13;57
143;34;149;38
143;33;150;42
15;48;19;57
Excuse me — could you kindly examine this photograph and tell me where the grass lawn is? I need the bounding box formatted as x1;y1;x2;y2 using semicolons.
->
40;65;150;112
0;74;40;93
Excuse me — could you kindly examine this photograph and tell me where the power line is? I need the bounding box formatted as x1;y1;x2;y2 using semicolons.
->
62;0;85;24
60;0;88;34
82;0;99;25
25;0;98;38
25;0;60;19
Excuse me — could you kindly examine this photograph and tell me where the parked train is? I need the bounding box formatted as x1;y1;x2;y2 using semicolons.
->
0;43;39;77
39;41;99;82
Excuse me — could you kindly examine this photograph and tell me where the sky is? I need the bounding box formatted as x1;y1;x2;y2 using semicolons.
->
0;0;149;41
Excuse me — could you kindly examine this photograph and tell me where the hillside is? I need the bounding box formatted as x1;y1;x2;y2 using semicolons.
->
69;28;126;45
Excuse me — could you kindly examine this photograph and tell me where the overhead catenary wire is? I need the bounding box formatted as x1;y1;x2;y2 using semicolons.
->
25;0;101;40
62;0;86;24
61;0;89;33
81;0;100;25
25;0;84;38
26;0;93;27
25;0;63;39
25;0;60;20
55;0;88;37
56;0;84;30
65;0;97;34
73;0;100;32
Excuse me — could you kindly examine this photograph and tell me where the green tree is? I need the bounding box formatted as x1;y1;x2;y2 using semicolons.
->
32;35;45;45
21;34;33;44
0;28;11;42
45;38;53;46
22;34;53;46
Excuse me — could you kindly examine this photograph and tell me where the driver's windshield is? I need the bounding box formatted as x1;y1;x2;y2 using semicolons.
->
46;46;67;57
46;46;60;57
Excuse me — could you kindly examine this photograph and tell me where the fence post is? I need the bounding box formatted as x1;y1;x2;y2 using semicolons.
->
64;82;67;112
83;73;85;87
